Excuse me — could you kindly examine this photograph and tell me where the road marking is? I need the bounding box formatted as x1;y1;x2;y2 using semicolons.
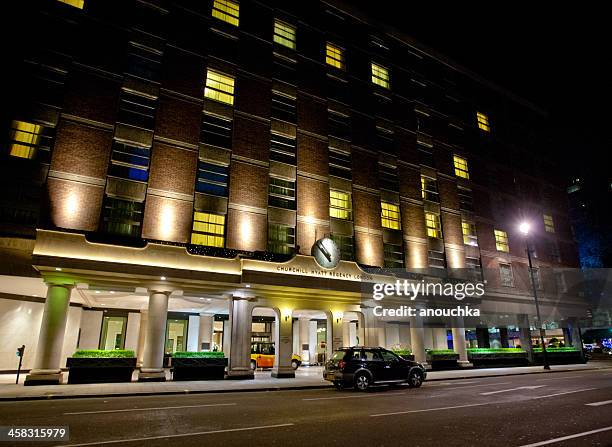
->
55;423;295;446
480;385;546;396
586;399;612;407
531;388;597;400
64;402;236;415
535;375;585;381
371;402;491;417
517;425;612;447
425;380;480;387
439;382;512;391
303;392;406;401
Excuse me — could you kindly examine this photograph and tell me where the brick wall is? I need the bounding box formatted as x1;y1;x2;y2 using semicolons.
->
155;94;201;146
141;195;192;243
46;179;104;231
229;161;268;209
226;208;267;251
148;142;197;196
62;70;120;125
232;115;269;163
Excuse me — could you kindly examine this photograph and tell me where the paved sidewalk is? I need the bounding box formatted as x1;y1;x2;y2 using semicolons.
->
1;361;610;401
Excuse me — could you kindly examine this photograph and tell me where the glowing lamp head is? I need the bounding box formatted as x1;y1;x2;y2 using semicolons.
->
519;222;530;235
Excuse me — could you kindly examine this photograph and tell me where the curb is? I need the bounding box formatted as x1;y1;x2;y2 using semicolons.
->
1;365;610;402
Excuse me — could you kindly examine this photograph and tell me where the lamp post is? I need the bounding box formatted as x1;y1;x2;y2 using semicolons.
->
519;222;550;370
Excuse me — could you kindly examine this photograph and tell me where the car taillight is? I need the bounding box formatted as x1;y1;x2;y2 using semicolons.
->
338;360;346;370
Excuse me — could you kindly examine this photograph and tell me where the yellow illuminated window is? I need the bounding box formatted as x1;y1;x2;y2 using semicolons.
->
543;214;555;233
191;212;225;247
330;190;352;220
326;42;345;70
212;0;239;27
477;112;490;132
274;20;296;49
204;69;235;105
371;62;390;89
462;221;478;246
57;0;84;9
494;229;509;252
425;212;441;239
381;202;401;230
9;120;44;159
453;155;470;179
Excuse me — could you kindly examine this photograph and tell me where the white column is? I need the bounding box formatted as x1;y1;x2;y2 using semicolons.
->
227;297;253;379
25;280;74;385
136;310;148;367
423;327;435;350
342;319;351;347
309;320;318;364
433;328;448;350
299;318;311;364
198;314;215;351
357;313;365;346
364;307;385;347
272;310;295;378
567;318;585;361
326;312;343;359
451;317;472;367
138;290;170;381
385;323;400;348
409;314;428;367
349;321;357;346
187;315;199;351
518;314;534;363
124;312;141;352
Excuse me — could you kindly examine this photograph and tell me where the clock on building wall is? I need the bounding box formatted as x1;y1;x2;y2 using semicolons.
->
312;237;340;269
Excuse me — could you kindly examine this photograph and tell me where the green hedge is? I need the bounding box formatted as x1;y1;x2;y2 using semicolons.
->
172;351;225;358
533;347;579;353
468;348;526;356
72;350;135;358
426;349;457;355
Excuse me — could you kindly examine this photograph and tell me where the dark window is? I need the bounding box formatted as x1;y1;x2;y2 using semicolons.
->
267;223;295;254
328;110;351;140
548;240;562;263
379;163;399;192
108;141;150;182
421;176;439;202
200;113;232;149
466;256;483;281
270;133;296;165
271;91;297;123
418;146;435;167
268;177;296;209
117;89;156;130
196;161;229;196
125;42;162;82
272;56;297;85
331;234;354;261
384;243;404;269
329;148;352;180
100;197;143;237
458;186;474;212
376;126;394;154
428;249;446;269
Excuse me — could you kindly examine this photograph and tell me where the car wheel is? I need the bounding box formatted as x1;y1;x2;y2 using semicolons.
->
354;372;371;391
408;370;423;388
250;360;257;371
291;360;299;370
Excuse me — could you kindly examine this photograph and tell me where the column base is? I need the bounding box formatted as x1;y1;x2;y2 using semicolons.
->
271;367;295;379
24;370;63;386
457;360;473;368
226;368;254;380
137;369;166;382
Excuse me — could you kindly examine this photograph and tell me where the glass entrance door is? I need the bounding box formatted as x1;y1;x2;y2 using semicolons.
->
99;316;127;350
165;319;187;354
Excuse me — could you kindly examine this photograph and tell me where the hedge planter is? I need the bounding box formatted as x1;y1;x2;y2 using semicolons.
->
67;351;136;384
171;352;228;380
426;350;459;369
467;349;529;368
533;348;585;365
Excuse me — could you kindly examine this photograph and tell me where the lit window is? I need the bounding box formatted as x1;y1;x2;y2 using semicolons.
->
57;0;84;9
425;212;442;239
494;229;509;252
212;0;239;27
191;212;225;247
8;120;46;159
268;177;296;210
476;112;490;132
499;263;514;287
274;20;296;49
462;221;478;246
330;190;352;220
371;62;390;89
453;155;470;179
421;176;439;202
204;69;235;105
268;223;295;255
543;214;555;233
326;42;345;70
381;202;401;230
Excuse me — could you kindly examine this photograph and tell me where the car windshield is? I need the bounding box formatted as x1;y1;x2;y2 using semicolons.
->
331;350;347;360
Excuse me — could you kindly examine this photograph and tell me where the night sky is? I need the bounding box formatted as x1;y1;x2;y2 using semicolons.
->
356;4;611;177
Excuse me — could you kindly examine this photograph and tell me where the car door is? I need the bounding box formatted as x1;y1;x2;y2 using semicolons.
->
380;349;407;381
362;349;385;382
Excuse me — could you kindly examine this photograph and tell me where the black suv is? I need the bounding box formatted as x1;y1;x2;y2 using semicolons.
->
324;347;427;391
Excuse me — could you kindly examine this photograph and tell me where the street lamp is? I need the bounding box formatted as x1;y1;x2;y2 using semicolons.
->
519;221;551;370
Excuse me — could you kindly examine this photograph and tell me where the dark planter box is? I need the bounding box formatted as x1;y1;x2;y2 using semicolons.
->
427;353;459;370
66;357;136;384
533;351;585;365
468;353;529;368
172;357;228;381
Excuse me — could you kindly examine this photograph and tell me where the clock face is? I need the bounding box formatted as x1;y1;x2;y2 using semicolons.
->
312;237;340;269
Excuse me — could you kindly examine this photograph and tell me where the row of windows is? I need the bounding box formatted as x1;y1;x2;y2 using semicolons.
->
498;263;567;293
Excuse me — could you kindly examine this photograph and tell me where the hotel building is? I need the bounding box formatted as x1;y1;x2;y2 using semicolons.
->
1;0;587;384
